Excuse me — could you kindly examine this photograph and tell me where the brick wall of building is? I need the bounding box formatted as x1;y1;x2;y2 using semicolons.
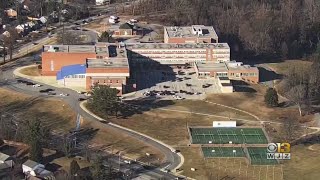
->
41;52;96;76
228;69;259;84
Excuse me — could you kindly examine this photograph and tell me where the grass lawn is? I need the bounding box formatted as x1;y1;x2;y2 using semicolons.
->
206;85;313;123
19;65;41;76
284;144;320;180
179;147;282;180
0;88;164;165
170;100;257;121
0;88;75;132
266;60;312;75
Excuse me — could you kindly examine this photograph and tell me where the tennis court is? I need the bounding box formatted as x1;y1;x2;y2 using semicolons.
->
202;147;245;158
190;128;268;144
247;147;278;165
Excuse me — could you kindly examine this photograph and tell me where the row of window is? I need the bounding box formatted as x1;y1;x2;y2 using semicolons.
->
94;79;122;84
65;75;86;78
133;58;204;62
230;72;258;77
133;55;206;58
212;55;230;58
198;72;258;77
134;50;207;53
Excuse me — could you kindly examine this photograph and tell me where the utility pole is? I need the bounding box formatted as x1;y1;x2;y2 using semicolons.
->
119;151;122;172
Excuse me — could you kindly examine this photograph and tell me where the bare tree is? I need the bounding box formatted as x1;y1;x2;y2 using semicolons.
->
3;27;18;61
57;31;82;45
281;115;301;141
286;85;307;116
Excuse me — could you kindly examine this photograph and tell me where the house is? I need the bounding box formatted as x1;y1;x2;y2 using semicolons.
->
5;9;17;18
96;0;110;5
22;160;54;179
0;152;14;170
15;25;25;34
113;23;137;36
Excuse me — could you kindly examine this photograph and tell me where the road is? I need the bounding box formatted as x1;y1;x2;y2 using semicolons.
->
0;6;183;180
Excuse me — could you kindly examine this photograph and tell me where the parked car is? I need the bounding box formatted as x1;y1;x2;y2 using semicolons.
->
26;82;35;86
124;160;131;164
78;98;86;101
17;79;28;83
59;93;69;96
32;84;42;87
47;92;56;95
39;88;54;93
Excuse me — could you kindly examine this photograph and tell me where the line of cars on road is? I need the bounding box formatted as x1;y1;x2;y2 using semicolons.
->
16;79;88;100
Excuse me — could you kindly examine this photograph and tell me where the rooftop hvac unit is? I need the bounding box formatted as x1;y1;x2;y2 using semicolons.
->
47;46;56;52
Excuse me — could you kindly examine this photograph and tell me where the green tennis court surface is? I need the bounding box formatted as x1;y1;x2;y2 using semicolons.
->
190;128;268;144
202;147;245;158
247;147;278;165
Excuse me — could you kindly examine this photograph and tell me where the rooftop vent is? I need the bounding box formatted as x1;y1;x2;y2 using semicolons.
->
47;46;56;52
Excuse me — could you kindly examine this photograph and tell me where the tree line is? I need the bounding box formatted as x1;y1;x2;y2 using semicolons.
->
127;0;320;62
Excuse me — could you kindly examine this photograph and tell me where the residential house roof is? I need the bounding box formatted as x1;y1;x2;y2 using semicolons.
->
119;23;133;30
0;152;10;162
23;160;41;169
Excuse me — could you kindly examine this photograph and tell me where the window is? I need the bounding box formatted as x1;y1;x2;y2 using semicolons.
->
109;80;112;83
116;80;119;83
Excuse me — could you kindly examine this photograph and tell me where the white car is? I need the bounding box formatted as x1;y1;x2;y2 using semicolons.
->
32;84;42;87
59;93;69;96
175;95;183;100
124;160;131;164
130;19;138;23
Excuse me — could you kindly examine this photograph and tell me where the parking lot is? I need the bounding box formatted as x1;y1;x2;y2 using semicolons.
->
133;65;221;100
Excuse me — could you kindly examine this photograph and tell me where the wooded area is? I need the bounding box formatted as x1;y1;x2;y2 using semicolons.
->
129;0;320;62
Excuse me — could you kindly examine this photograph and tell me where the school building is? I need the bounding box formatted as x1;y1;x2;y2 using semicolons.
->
41;25;259;94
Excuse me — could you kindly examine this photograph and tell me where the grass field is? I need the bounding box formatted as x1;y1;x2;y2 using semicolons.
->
190;127;268;144
179;147;283;180
266;60;312;75
283;144;320;180
20;66;41;76
19;66;41;76
0;88;164;164
206;85;313;124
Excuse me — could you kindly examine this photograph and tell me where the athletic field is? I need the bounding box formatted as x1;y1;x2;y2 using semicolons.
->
202;147;246;158
190;128;268;144
247;147;278;165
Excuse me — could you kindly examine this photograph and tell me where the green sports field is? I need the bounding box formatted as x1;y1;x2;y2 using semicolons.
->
202;147;246;158
190;128;268;144
247;147;278;165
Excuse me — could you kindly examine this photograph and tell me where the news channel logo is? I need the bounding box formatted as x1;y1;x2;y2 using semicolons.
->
267;143;291;160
